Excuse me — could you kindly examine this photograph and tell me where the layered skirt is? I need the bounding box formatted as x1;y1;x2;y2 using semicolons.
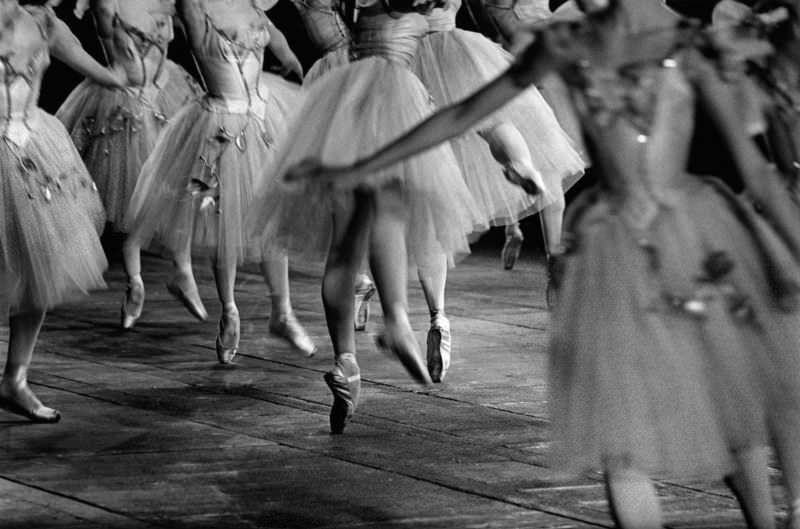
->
56;61;203;229
0;110;107;313
415;29;586;224
248;57;486;269
549;177;800;478
124;74;299;265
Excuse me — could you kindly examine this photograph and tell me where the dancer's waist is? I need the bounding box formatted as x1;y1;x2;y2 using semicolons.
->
201;95;267;120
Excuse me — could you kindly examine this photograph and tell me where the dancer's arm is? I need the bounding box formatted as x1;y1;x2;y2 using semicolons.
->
47;8;125;87
266;18;304;80
285;33;558;184
89;0;115;63
176;0;207;48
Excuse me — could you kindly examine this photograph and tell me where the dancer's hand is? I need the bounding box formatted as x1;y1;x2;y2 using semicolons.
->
279;57;304;83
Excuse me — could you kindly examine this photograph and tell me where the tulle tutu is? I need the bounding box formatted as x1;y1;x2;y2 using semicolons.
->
414;29;586;223
56;61;203;230
0;110;108;313
249;58;487;268
548;177;800;478
304;47;350;84
125;74;299;265
537;72;590;164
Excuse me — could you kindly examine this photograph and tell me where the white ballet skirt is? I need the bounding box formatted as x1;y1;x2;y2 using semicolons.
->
56;61;202;230
414;6;586;224
249;13;486;269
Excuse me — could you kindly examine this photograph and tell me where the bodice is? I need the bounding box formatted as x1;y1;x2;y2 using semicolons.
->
425;0;459;33
353;12;428;67
0;7;50;126
194;7;270;102
568;56;697;227
292;0;351;53
107;0;174;87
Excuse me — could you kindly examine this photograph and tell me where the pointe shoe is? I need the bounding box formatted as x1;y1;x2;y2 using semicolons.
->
216;306;240;364
269;312;317;357
166;276;208;321
376;324;432;385
0;381;60;423
426;314;451;383
120;277;145;329
502;164;540;196
323;353;361;434
502;227;524;270
354;275;377;332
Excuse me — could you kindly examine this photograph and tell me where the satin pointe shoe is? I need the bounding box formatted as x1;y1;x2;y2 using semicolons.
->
0;380;61;423
502;226;524;270
120;276;145;329
216;306;240;364
376;324;432;385
323;353;361;434
354;274;377;332
166;274;208;321
426;313;451;383
269;312;317;357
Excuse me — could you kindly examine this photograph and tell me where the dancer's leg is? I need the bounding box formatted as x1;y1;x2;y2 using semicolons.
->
261;255;316;356
605;466;662;529
770;408;800;528
726;445;775;529
0;310;59;422
167;231;208;321
212;256;240;364
370;184;430;384
120;237;145;328
321;191;373;433
417;253;451;382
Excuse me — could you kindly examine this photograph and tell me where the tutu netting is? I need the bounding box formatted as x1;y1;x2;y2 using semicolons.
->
548;177;800;478
249;58;487;268
56;61;203;229
304;47;350;84
124;75;298;265
0;110;108;312
414;29;586;223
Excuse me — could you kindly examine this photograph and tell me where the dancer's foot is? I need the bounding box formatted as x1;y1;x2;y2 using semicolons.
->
120;276;145;329
502;226;524;270
0;379;60;423
269;312;317;357
216;304;240;364
502;163;540;196
354;274;377;332
166;272;208;321
426;314;451;383
376;322;432;385
323;353;360;434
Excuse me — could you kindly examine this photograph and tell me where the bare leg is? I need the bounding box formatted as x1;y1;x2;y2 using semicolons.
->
770;408;800;528
540;188;566;257
0;311;60;422
354;271;376;332
120;236;145;328
321;191;373;433
605;466;662;529
479;123;545;271
417;254;451;382
726;446;775;529
261;255;316;356
212;256;239;364
166;232;208;321
370;185;431;384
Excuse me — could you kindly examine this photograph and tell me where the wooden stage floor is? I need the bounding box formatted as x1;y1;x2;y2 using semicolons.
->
0;247;788;528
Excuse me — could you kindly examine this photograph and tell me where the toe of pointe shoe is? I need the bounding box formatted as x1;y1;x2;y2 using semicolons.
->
166;281;208;321
376;334;432;385
324;369;360;434
0;396;61;423
215;337;238;364
501;236;523;271
426;321;451;384
270;316;317;357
